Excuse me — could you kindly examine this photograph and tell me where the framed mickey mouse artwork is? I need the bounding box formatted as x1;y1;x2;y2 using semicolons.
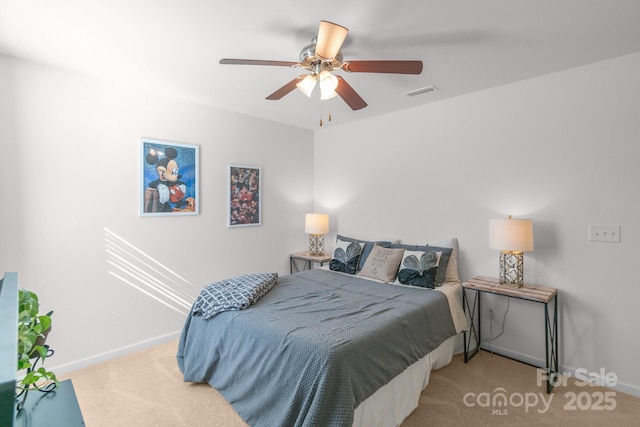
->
140;138;199;216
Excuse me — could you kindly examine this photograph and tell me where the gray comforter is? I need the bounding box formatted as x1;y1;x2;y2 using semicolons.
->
177;268;456;427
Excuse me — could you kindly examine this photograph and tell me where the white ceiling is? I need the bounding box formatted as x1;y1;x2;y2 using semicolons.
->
1;0;640;131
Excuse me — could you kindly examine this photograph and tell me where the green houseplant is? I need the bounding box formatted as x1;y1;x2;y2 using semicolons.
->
16;289;58;411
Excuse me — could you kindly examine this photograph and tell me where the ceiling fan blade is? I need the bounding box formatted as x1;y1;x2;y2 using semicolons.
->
220;58;299;67
315;20;349;60
266;76;306;100
335;76;367;110
341;60;423;74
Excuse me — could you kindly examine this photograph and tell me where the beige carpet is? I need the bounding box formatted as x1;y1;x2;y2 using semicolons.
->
61;340;640;426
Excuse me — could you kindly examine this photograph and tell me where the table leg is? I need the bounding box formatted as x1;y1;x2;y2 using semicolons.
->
544;295;559;393
290;258;312;273
463;289;480;362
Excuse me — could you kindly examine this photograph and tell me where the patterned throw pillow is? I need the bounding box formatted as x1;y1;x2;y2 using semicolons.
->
336;234;392;271
391;244;452;286
192;273;278;319
396;250;442;289
330;239;364;274
357;245;405;283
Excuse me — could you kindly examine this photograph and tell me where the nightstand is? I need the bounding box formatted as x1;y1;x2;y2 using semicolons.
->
462;276;559;393
15;379;85;426
289;252;332;274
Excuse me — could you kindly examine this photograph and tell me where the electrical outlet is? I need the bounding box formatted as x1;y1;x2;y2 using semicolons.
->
489;309;495;320
588;225;621;243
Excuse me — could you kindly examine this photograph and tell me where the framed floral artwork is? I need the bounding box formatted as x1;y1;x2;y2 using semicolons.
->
141;138;199;216
228;164;261;227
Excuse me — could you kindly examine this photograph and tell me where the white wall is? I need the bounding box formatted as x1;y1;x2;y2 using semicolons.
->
314;52;640;395
0;55;314;371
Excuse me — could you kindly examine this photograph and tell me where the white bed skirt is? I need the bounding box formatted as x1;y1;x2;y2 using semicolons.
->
352;333;462;427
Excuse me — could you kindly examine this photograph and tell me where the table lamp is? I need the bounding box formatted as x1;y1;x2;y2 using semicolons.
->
305;213;329;256
489;215;534;288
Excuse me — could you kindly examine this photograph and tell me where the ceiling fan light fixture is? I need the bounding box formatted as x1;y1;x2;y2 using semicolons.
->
319;70;338;99
296;74;317;97
315;20;349;60
221;20;423;112
320;89;338;100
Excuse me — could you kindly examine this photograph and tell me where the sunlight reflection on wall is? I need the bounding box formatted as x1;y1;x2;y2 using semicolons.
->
104;227;195;315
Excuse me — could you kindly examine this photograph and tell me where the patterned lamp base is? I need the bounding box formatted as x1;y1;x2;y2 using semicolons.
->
499;251;524;288
309;234;325;256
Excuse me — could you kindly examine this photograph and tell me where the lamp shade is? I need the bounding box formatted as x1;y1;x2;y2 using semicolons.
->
305;213;329;235
315;21;348;60
296;74;317;97
489;217;534;252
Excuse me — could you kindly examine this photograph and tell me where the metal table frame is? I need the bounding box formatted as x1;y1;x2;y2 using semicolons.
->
462;277;559;393
289;252;332;274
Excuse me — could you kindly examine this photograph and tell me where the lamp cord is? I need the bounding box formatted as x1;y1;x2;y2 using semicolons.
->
483;298;510;354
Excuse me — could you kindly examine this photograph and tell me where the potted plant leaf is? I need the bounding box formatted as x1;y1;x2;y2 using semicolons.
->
16;289;58;411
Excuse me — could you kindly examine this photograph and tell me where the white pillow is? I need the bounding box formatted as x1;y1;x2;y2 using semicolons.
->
429;237;460;283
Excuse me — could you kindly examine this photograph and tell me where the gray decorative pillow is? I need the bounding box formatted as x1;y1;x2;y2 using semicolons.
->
330;239;364;274
336;234;392;271
390;243;452;286
357;245;405;283
428;237;460;283
395;250;441;289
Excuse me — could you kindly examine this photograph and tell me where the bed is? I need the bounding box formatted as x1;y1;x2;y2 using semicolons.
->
177;237;467;427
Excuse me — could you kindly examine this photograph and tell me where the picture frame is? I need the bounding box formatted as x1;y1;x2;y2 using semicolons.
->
141;138;199;216
228;164;261;227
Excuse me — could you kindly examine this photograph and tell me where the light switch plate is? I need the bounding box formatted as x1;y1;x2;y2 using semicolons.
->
588;225;620;243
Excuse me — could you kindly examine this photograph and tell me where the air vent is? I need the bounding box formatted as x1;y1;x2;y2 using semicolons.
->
405;85;438;96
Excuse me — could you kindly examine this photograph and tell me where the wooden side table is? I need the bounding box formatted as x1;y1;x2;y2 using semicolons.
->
462;276;559;393
290;252;332;274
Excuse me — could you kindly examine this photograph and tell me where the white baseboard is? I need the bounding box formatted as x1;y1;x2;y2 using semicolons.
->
50;330;182;376
479;343;640;398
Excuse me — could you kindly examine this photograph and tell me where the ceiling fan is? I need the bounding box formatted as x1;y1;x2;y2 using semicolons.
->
220;20;423;112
